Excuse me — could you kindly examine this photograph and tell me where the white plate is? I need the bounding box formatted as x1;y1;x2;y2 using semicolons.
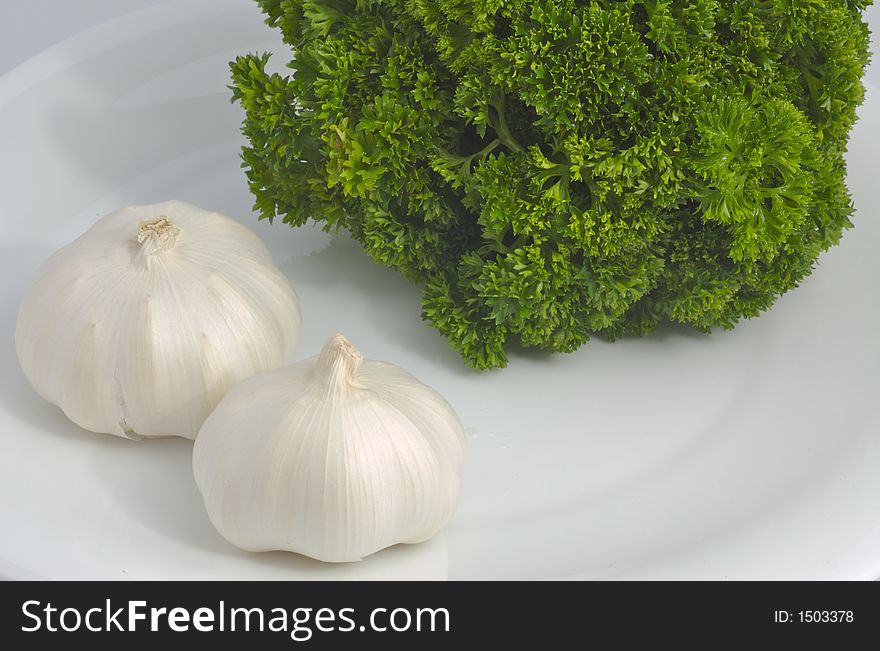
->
1;0;878;580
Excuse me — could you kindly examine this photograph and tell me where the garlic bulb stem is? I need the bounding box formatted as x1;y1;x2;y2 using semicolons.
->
136;216;179;256
316;333;363;389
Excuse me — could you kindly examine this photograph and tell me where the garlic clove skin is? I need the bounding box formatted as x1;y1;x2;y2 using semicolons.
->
15;200;301;440
192;334;466;563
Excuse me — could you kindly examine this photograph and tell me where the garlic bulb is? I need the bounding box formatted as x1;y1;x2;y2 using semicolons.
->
193;334;466;562
16;200;301;440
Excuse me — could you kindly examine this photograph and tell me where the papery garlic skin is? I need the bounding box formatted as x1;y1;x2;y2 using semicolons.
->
193;334;466;562
15;200;301;440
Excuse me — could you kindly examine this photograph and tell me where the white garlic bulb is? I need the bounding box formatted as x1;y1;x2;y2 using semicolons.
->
16;200;301;440
193;334;466;562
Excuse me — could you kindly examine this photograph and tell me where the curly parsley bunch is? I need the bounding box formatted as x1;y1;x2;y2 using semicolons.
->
232;0;872;368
